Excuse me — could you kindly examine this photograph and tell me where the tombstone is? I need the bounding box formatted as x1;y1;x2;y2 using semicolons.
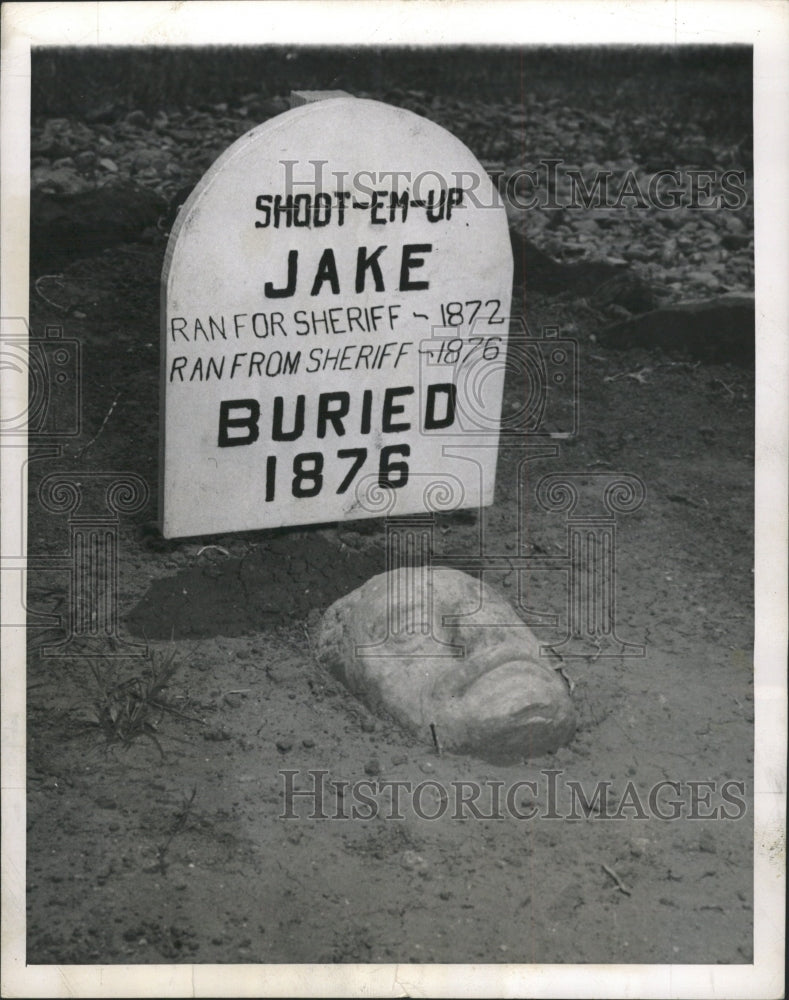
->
289;90;351;107
160;96;513;538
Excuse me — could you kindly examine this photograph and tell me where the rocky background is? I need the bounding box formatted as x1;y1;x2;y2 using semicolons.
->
31;45;753;358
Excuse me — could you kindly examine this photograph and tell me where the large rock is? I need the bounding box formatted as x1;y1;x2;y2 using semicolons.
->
30;183;167;274
316;568;575;762
597;294;755;366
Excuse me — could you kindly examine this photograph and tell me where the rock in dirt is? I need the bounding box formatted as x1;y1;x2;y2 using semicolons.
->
597;293;754;366
30;182;167;273
316;568;575;763
509;225;630;296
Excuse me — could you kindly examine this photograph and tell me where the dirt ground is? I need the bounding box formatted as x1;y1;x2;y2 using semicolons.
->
25;267;754;966
23;53;754;968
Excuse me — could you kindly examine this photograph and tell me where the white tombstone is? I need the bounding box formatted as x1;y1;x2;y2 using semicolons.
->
289;89;351;107
160;97;512;538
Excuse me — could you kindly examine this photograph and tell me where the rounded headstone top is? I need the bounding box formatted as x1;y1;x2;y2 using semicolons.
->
165;97;508;291
160;96;512;538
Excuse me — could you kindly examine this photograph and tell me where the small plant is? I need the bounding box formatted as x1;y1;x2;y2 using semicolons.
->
89;644;198;758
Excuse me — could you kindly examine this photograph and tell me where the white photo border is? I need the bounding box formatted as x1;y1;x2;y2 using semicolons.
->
1;2;786;997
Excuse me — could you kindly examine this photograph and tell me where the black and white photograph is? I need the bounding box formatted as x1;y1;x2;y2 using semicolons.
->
1;2;785;997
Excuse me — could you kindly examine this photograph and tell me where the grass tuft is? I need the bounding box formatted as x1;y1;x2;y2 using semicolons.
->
88;644;199;758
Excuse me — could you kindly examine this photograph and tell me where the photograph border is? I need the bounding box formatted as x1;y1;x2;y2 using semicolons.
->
2;2;786;997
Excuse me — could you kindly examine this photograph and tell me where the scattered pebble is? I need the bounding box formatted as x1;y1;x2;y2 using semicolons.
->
400;850;429;874
204;728;231;742
125;109;148;127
